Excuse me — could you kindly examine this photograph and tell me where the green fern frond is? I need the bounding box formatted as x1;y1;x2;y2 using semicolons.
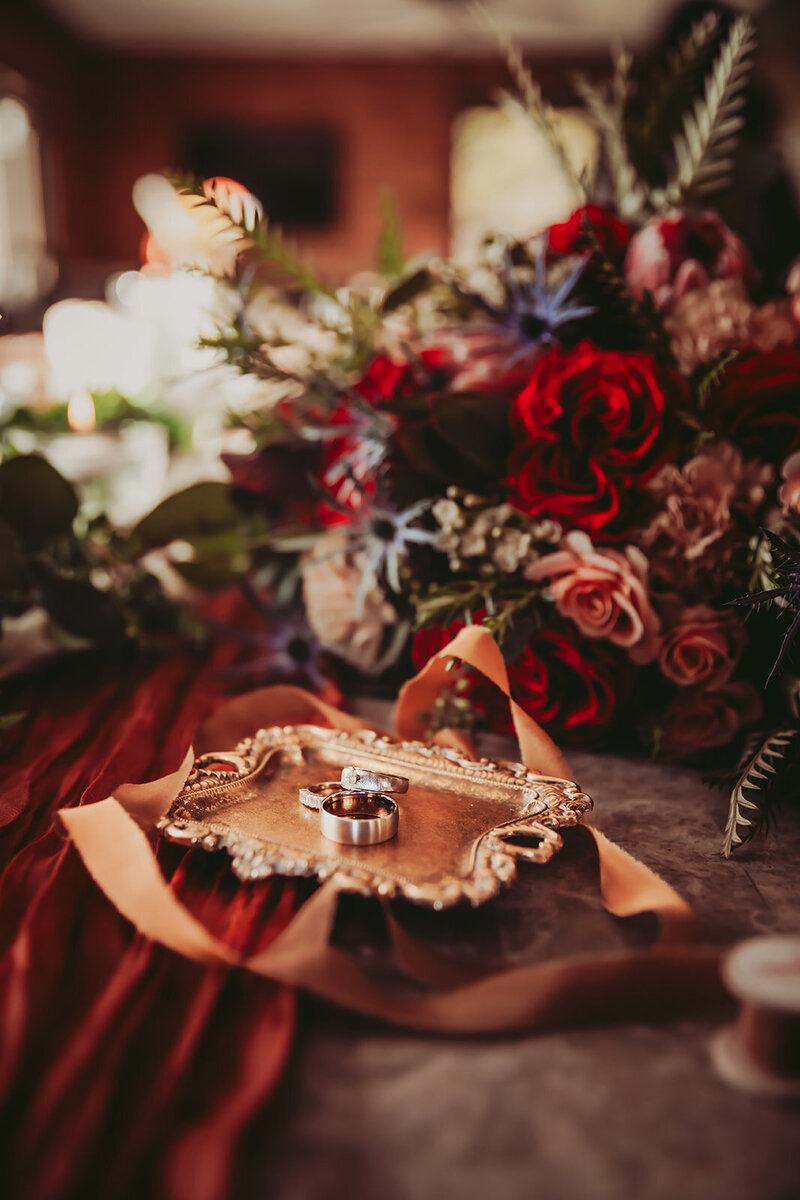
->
657;15;757;209
168;173;335;299
666;11;721;83
246;223;335;298
696;348;740;407
636;12;721;143
723;728;797;857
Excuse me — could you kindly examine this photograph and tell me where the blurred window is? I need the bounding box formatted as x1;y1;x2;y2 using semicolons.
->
450;104;598;262
0;93;53;313
181;125;338;229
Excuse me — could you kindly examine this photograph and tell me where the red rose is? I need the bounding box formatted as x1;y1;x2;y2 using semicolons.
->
508;629;622;744
223;440;320;524
548;205;631;261
411;617;474;670
506;342;679;534
353;350;448;405
703;348;800;461
413;619;621;744
660;683;762;756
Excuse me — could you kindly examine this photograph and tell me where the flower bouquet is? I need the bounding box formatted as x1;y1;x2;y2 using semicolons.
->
5;9;800;850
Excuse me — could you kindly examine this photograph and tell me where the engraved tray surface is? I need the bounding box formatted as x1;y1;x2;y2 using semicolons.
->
159;725;592;908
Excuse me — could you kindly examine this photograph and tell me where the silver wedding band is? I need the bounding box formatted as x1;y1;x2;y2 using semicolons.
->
340;766;409;794
319;791;399;845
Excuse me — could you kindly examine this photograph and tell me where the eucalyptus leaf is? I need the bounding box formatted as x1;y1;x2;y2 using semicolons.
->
0;711;26;732
382;268;432;313
128;482;240;552
172;559;245;591
0;520;26;597
30;560;127;643
0;455;78;549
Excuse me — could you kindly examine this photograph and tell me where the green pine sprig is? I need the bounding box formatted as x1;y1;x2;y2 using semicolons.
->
634;11;721;145
413;579;496;632
246;222;335;298
376;190;405;281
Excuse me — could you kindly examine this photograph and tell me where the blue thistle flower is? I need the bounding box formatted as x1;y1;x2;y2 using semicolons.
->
467;249;596;357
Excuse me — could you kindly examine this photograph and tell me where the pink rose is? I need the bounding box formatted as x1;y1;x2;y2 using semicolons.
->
661;683;762;755
658;605;745;688
525;531;660;662
624;210;750;311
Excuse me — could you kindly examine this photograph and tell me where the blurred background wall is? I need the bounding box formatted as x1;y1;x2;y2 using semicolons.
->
0;0;790;326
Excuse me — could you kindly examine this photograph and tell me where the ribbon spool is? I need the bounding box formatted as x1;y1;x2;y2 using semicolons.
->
711;935;800;1098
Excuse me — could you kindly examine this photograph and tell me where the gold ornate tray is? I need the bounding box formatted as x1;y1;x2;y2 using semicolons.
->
158;725;592;908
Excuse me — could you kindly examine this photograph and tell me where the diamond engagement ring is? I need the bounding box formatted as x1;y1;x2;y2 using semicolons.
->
340;766;409;794
319;791;399;845
298;782;344;811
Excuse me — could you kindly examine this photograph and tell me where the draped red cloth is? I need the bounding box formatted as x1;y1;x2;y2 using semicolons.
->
0;647;302;1200
0;627;721;1199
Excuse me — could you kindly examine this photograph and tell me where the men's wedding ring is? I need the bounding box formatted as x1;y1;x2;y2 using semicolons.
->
299;782;343;811
319;791;399;845
340;766;409;795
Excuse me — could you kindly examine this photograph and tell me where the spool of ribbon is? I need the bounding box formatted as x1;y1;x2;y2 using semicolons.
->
712;935;800;1098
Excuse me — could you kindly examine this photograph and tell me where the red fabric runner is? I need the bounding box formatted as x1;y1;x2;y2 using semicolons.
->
0;648;301;1200
0;628;720;1199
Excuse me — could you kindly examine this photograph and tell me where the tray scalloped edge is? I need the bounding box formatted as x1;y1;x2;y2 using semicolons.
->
158;725;592;909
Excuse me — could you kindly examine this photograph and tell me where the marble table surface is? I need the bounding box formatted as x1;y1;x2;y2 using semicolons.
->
247;731;800;1200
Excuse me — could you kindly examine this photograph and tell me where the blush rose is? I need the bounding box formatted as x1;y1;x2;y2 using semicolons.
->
658;605;745;688
525;531;660;661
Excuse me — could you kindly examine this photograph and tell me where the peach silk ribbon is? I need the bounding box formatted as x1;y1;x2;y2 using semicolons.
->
60;627;723;1033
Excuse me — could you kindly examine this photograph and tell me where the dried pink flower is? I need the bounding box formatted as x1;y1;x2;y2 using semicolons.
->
665;277;800;375
302;529;401;674
638;441;772;591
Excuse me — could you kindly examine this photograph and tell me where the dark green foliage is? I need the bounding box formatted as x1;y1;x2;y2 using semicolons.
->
0;455;77;551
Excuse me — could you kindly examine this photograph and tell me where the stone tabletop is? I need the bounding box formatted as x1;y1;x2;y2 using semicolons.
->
249;745;800;1200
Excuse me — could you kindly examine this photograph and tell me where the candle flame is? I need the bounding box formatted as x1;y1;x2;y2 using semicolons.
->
67;389;96;433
